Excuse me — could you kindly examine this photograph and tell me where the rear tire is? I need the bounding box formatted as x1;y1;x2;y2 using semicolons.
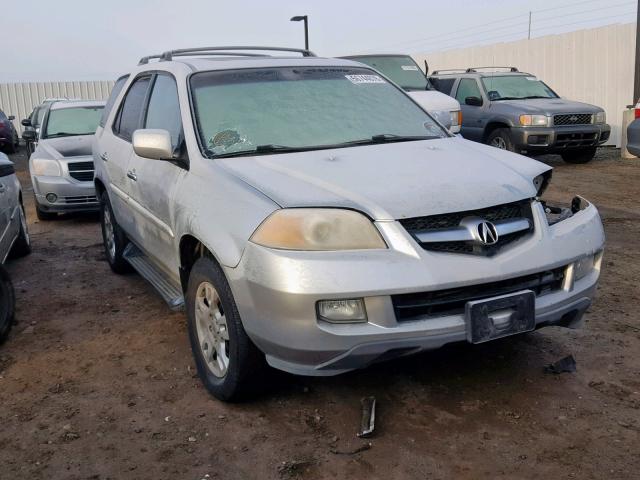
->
9;202;31;258
186;256;265;402
100;190;131;274
0;265;16;344
487;128;515;152
561;147;597;164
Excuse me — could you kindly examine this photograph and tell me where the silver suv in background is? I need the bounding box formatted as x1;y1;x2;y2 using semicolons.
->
430;67;610;163
341;54;462;133
29;100;104;220
94;47;604;401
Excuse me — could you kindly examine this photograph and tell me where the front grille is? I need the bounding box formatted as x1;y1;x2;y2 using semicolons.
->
399;200;533;255
68;160;94;182
392;266;566;322
553;113;593;126
61;195;98;204
556;132;598;148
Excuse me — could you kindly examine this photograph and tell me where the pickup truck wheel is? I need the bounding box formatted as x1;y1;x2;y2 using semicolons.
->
561;147;597;164
100;191;131;274
487;128;515;152
0;265;16;344
9;202;31;258
186;257;265;402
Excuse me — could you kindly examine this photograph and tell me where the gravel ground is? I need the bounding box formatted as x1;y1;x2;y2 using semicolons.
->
0;146;638;480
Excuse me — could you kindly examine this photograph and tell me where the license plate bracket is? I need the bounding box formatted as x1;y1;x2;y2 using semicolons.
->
465;290;536;344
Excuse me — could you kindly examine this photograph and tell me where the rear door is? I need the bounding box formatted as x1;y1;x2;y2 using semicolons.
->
455;78;486;141
125;73;186;276
97;75;152;234
0;162;17;262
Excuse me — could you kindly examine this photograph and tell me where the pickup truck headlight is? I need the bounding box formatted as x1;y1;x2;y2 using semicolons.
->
31;158;61;177
593;111;606;124
250;209;387;251
519;114;549;127
450;110;462;127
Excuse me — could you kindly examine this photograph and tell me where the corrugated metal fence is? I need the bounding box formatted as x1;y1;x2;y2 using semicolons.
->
414;22;636;147
0;80;115;135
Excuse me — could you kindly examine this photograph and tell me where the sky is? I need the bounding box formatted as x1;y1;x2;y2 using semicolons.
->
0;0;636;82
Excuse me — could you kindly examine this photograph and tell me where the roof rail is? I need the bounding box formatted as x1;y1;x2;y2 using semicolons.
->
465;66;519;73
139;46;317;65
431;68;468;75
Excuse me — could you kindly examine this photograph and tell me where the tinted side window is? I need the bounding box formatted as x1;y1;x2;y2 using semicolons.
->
144;75;183;150
430;77;455;95
114;76;151;141
455;78;481;103
0;110;6;120
100;75;129;127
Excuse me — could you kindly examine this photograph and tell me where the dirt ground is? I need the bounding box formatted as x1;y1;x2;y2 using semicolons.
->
0;146;638;480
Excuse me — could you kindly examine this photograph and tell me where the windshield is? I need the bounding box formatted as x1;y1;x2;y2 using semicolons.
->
191;66;446;157
348;56;431;91
481;75;558;100
43;106;103;138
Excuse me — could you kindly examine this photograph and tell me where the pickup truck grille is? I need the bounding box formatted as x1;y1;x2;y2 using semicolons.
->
398;200;533;255
392;266;566;321
553;113;593;126
68;161;94;182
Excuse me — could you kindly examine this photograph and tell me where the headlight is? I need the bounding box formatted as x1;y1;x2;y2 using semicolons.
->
594;111;606;124
31;158;61;176
450;110;462;127
519;114;549;127
250;209;387;251
533;171;552;197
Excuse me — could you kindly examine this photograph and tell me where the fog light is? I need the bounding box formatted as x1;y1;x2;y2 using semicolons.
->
46;193;58;203
317;299;367;323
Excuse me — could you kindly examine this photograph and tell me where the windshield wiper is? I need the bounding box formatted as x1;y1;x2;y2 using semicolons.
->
521;95;553;99
45;132;92;138
341;134;436;146
491;96;524;101
212;144;315;158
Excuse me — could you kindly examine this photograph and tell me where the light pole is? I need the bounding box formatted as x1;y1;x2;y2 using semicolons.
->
290;15;309;50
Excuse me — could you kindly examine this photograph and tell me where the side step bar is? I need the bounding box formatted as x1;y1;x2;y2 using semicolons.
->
123;243;185;311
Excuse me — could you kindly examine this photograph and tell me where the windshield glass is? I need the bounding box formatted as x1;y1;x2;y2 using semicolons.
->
481;75;558;100
348;56;431;91
43;106;103;138
191;66;446;157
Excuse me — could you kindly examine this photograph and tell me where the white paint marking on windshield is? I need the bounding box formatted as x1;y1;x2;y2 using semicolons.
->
345;74;386;85
401;66;419;71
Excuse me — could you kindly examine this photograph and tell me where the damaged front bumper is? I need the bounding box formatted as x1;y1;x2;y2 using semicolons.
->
227;197;604;376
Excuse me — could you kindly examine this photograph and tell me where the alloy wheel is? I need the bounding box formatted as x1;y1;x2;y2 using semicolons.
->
195;281;230;378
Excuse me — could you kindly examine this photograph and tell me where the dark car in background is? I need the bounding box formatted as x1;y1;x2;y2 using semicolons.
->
626;101;640;157
22;98;67;155
0;109;19;154
430;67;610;163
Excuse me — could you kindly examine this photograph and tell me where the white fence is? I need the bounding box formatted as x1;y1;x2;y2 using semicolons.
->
0;81;115;135
414;22;636;147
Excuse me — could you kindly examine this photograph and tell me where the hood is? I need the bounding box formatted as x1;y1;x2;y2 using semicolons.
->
491;98;603;115
408;90;461;112
38;135;94;159
217;137;550;221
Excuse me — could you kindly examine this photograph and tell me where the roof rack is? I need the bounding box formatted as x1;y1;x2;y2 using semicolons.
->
139;46;317;65
465;66;519;73
431;68;468;75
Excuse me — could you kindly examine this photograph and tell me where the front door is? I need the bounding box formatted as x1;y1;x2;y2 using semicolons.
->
455;78;486;142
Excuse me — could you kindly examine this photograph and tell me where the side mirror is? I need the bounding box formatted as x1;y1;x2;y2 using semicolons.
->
132;129;173;160
465;96;483;107
21;118;32;127
7;115;15;121
22;130;36;142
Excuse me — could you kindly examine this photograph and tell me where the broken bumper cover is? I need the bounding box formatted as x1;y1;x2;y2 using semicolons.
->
228;200;604;376
31;175;99;213
511;124;611;152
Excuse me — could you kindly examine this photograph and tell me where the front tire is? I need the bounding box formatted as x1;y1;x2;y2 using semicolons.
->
487;128;515;152
100;190;131;274
0;265;16;344
561;147;597;164
9;202;31;258
186;256;265;402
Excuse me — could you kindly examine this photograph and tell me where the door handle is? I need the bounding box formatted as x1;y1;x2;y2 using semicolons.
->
127;170;137;181
100;152;108;162
0;184;5;193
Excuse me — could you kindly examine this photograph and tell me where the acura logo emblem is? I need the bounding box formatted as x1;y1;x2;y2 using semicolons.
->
477;221;499;245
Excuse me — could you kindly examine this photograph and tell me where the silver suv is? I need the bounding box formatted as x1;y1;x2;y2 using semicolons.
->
430;67;610;163
93;47;605;401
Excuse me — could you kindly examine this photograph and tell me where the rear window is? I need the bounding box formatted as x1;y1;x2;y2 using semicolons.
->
100;75;129;127
113;76;151;141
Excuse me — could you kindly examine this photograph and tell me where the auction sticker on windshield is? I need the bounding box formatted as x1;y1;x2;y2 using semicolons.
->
401;65;419;71
345;74;386;84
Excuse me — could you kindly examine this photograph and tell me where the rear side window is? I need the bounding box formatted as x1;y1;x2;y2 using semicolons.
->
144;74;183;151
100;76;129;127
113;76;151;141
430;77;455;95
0;110;6;120
455;78;481;103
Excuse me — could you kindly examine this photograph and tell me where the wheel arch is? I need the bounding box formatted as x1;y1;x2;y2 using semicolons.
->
179;234;229;294
482;119;513;142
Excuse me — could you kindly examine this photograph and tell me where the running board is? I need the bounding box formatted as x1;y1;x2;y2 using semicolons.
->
123;244;185;311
